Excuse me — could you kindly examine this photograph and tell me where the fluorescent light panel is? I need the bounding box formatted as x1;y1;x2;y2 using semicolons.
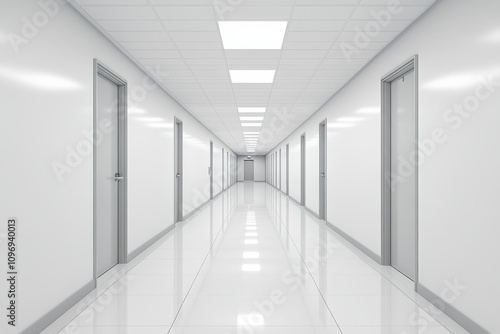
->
219;21;288;50
240;117;264;121
242;123;262;127
230;70;275;83
238;107;266;113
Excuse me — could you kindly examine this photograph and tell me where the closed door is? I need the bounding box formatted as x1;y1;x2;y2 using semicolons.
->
301;134;306;206
209;141;213;199
96;74;119;277
244;160;254;181
319;121;327;219
390;70;416;280
174;119;183;223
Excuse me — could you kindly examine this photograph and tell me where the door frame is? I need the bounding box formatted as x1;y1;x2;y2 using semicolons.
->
300;133;306;206
286;143;289;195
221;148;225;189
93;59;128;282
174;117;183;223
209;141;213;199
278;149;282;190
381;55;419;286
319;119;327;220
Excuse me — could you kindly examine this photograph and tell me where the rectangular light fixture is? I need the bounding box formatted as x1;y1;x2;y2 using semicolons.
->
230;70;275;83
240;117;264;121
219;21;288;50
241;123;262;127
243;251;260;259
238;107;266;113
241;264;261;271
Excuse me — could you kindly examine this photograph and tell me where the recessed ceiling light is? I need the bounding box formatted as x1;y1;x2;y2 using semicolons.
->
230;70;275;83
241;264;261;271
243;251;259;258
238;107;266;113
240;117;264;121
219;21;288;50
241;123;262;127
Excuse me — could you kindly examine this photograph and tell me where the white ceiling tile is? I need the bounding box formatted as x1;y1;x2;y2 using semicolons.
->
343;19;412;32
169;31;221;41
119;41;175;49
292;6;355;19
83;6;156;19
283;41;332;49
151;0;211;4
162;20;218;31
351;6;428;20
76;0;147;5
129;49;181;58
359;0;437;5
97;19;163;31
174;41;221;49
154;6;216;20
295;0;357;3
337;30;399;42
109;31;170;41
286;31;339;41
180;50;225;58
288;20;346;31
281;50;328;59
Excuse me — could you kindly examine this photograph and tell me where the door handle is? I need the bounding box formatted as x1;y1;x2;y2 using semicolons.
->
114;173;124;181
176;173;181;177
320;173;325;177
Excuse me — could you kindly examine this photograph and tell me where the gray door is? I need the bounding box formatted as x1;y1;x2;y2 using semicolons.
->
319;121;327;219
96;74;119;277
301;134;306;206
210;141;213;199
390;69;416;280
174;119;183;223
244;160;254;181
286;144;289;195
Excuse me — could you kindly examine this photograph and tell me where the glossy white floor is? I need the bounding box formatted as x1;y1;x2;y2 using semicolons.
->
44;182;468;334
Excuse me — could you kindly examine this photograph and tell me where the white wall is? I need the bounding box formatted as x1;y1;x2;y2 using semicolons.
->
266;0;500;331
237;156;266;182
0;1;235;332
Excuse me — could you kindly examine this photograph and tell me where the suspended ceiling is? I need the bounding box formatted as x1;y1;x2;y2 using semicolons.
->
69;0;437;155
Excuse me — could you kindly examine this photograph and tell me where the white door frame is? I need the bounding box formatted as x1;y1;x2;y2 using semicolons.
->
93;59;128;282
381;55;419;286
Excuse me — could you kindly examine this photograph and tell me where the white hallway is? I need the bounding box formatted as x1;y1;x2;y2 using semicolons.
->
45;183;467;334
